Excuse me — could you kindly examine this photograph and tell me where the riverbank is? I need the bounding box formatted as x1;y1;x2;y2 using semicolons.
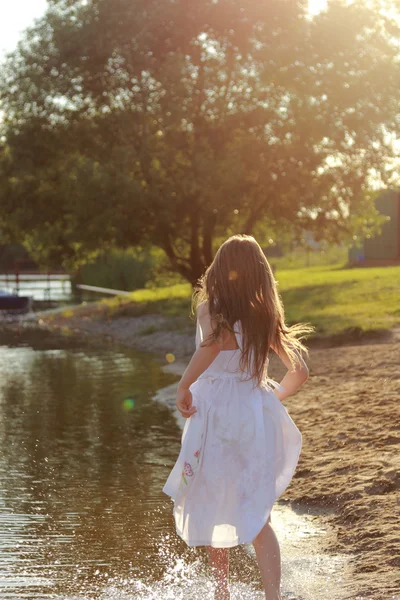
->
26;261;400;342
7;308;400;599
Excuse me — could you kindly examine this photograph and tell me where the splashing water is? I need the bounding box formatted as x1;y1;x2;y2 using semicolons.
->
55;525;324;600
60;562;264;600
55;536;270;600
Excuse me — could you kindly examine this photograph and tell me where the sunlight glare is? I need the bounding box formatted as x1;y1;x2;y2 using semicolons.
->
308;0;328;15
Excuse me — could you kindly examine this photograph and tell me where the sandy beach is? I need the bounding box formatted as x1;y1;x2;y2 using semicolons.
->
13;309;400;599
270;340;400;599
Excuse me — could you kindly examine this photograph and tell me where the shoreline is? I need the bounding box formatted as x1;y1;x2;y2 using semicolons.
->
3;308;400;599
15;302;400;361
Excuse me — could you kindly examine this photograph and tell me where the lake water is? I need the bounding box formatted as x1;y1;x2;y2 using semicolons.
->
0;329;187;599
0;329;349;600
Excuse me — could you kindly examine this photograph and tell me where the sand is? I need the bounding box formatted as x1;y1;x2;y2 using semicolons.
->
274;338;400;599
13;310;400;599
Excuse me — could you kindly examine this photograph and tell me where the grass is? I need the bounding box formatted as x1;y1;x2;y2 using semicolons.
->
105;283;192;317
275;263;400;336
57;264;400;339
269;245;348;271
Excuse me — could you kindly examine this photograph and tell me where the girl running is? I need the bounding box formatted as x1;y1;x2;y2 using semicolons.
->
163;235;311;600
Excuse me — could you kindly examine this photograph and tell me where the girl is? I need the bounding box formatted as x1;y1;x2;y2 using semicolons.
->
163;235;311;600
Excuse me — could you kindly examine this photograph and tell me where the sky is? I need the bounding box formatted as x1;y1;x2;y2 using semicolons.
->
308;0;328;13
0;0;329;61
0;0;48;60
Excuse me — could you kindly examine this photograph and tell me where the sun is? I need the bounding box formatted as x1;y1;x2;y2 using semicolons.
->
308;0;328;15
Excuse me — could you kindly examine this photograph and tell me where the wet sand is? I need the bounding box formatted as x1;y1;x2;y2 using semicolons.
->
276;339;400;600
14;311;400;599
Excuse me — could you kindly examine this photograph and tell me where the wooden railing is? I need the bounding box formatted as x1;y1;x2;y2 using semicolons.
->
0;272;70;300
76;284;132;296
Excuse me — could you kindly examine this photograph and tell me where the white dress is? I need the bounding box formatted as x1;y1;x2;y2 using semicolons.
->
163;319;302;548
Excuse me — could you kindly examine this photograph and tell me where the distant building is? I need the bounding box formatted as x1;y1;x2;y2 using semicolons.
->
349;189;400;265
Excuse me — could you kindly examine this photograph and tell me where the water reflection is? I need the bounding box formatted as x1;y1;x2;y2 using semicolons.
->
0;330;187;599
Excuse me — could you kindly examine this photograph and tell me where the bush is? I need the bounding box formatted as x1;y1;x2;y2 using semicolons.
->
74;247;185;291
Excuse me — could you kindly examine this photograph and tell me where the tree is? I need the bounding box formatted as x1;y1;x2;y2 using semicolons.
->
1;0;399;282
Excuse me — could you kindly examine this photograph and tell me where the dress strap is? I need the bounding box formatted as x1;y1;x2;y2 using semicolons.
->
195;318;203;350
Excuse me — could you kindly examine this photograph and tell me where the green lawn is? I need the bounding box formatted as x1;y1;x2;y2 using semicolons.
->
275;264;400;335
68;264;400;339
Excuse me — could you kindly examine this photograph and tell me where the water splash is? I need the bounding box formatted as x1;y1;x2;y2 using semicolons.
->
58;539;304;600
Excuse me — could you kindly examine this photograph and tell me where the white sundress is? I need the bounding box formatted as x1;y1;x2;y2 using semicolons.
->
163;319;302;548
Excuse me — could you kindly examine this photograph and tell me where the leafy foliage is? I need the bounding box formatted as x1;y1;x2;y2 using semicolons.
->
1;0;399;281
75;246;184;291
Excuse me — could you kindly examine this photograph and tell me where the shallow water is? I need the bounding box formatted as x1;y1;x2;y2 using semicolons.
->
0;329;348;599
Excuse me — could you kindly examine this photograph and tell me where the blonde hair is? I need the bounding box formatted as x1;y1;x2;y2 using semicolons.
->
193;234;313;386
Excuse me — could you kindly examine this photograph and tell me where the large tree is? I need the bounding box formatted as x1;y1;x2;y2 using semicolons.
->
1;0;399;282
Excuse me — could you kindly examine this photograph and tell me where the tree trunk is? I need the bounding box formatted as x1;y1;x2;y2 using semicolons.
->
202;213;216;266
190;211;203;283
162;208;216;286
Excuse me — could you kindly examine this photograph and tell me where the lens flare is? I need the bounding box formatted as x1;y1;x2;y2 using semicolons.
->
122;398;135;411
165;353;175;363
228;270;238;280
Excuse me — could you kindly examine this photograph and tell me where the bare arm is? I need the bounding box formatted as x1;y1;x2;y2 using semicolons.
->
271;343;309;402
178;341;220;391
176;303;221;417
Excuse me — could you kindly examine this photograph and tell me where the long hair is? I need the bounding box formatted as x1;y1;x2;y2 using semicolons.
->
193;235;313;386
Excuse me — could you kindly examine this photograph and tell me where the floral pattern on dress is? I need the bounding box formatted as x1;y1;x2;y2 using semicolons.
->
184;461;194;476
180;449;201;487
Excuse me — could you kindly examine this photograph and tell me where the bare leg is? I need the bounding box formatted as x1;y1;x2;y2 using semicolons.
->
252;518;282;600
206;547;230;600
